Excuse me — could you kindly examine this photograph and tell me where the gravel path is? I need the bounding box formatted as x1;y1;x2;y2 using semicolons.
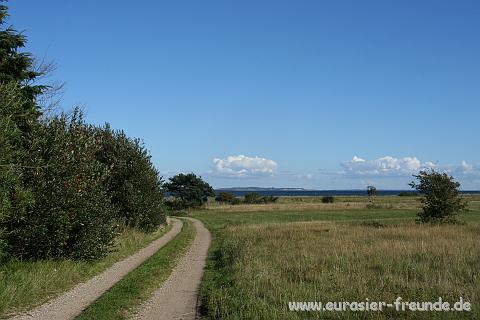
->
133;217;211;320
10;218;183;320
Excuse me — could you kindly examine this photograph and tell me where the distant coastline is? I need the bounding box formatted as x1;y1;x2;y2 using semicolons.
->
216;187;315;192
215;187;480;197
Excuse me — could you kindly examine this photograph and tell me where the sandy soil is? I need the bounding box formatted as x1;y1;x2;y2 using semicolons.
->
132;217;211;320
10;218;183;320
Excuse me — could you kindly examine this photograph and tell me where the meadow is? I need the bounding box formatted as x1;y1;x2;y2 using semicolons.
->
193;195;480;319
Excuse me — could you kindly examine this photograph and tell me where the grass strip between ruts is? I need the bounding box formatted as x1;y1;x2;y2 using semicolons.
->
75;218;195;320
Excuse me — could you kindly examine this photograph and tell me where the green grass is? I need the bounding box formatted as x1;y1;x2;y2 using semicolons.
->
0;223;172;318
193;207;480;232
194;196;480;320
75;218;195;320
201;222;479;319
194;208;417;231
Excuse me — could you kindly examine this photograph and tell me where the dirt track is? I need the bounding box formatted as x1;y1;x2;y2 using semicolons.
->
133;217;211;320
10;218;183;320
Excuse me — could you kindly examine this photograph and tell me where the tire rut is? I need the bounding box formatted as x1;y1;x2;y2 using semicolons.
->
132;217;211;320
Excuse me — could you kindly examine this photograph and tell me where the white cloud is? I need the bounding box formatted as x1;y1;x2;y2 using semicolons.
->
341;155;435;176
351;156;366;163
455;160;480;177
341;156;480;179
212;155;278;178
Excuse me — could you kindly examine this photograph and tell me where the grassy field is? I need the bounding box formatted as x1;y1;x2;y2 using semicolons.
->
205;194;480;213
193;195;480;319
0;223;172;318
76;218;195;320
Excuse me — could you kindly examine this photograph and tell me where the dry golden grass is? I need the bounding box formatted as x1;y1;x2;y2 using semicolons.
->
206;195;480;213
202;221;480;319
206;200;417;212
207;201;372;212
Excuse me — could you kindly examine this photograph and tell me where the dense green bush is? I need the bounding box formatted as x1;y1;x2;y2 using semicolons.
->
2;110;119;260
262;195;279;203
215;192;240;205
1;107;167;260
410;170;467;223
164;173;214;210
398;191;418;197
0;83;35;260
95;126;166;231
243;192;263;204
243;193;279;204
321;196;335;203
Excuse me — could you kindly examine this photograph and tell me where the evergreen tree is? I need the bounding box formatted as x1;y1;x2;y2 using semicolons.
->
0;4;45;259
0;82;34;259
0;4;45;132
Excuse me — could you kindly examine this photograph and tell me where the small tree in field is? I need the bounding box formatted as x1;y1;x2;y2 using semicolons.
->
367;186;377;203
409;170;467;223
164;173;214;210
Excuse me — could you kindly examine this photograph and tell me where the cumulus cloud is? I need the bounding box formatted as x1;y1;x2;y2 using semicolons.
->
341;156;480;179
455;160;480;177
341;155;435;176
212;155;278;178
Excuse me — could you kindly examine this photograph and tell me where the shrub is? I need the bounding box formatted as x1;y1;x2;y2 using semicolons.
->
398;191;418;197
262;195;279;203
243;193;278;204
215;191;235;203
165;198;185;212
215;192;240;205
231;197;241;205
95;125;166;232
321;196;335;203
0;83;35;260
2;110;119;260
410;170;468;223
1;106;167;260
164;173;215;210
243;192;264;204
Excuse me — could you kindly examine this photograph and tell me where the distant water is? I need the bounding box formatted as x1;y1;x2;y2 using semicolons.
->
215;190;480;197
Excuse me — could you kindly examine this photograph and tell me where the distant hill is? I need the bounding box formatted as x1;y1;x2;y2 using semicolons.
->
215;187;314;192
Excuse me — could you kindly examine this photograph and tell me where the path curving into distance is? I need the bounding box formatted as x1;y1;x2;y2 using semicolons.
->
133;217;211;320
10;218;183;320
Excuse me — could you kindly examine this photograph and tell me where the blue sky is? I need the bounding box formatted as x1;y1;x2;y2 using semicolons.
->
8;0;480;189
